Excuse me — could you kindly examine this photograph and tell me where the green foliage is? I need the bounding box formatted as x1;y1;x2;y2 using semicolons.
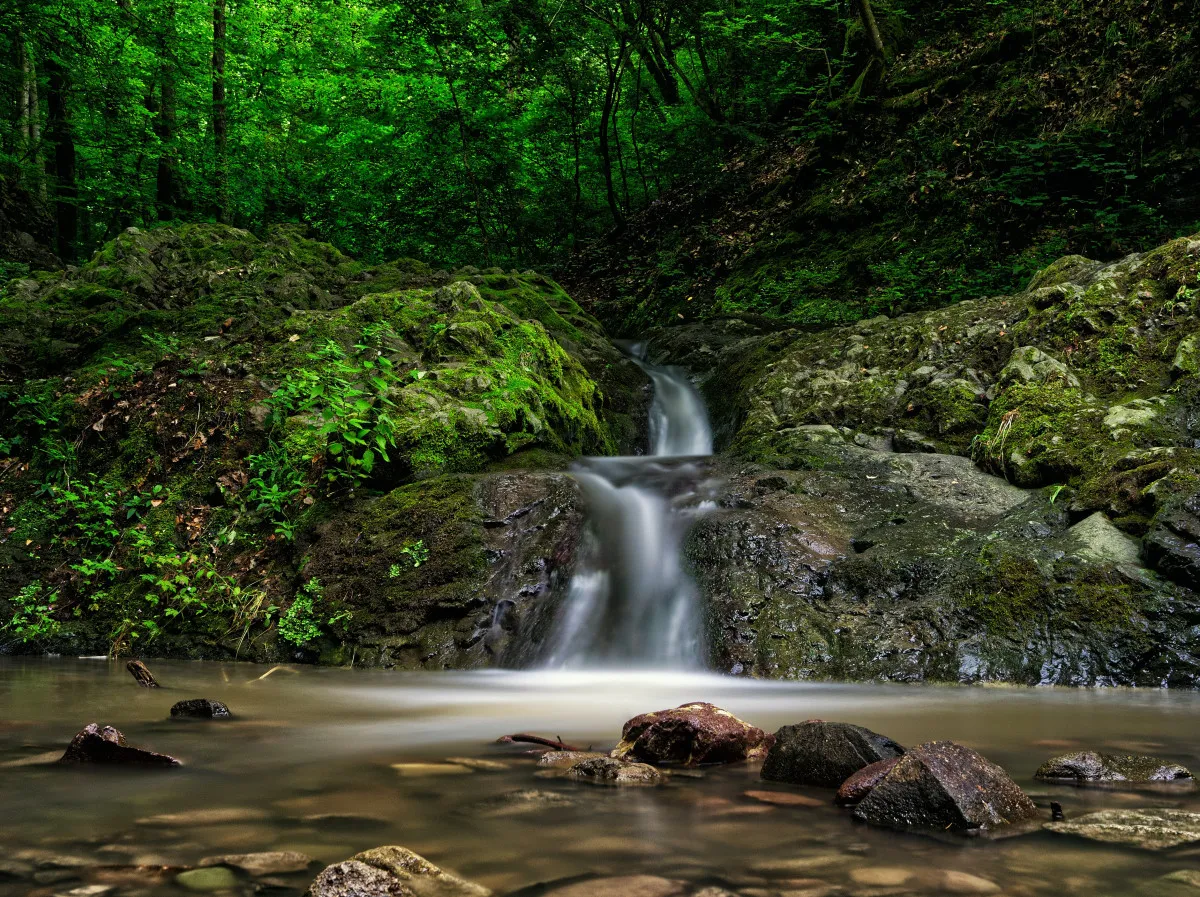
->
279;578;324;647
400;539;429;568
3;581;60;644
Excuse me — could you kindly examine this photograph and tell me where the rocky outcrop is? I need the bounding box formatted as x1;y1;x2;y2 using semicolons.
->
1035;751;1193;785
852;741;1038;831
760;721;904;787
57;724;180;767
611;702;771;767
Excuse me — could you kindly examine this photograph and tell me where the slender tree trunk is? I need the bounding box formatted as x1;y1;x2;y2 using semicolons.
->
853;0;887;60
18;40;45;200
599;41;628;231
44;59;77;261
212;0;229;222
156;4;180;220
630;63;650;205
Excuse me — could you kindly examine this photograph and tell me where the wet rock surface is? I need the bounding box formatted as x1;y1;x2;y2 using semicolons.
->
760;721;904;787
57;725;180;767
1045;808;1200;850
852;740;1038;831
309;846;490;897
170;699;232;720
198;851;315;875
1035;750;1193;785
835;757;902;806
611;702;772;767
537;875;685;897
564;756;663;785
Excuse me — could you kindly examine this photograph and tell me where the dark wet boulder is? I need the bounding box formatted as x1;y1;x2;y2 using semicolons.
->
1143;491;1200;589
610;702;771;767
170;699;232;719
564;756;663;785
835;756;901;806
57;724;180;767
1046;808;1200;850
1035;751;1193;784
852;740;1037;831
308;847;490;897
760;720;904;787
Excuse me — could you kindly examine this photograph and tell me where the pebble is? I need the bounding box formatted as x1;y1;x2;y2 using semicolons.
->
199;851;314;876
540;874;685;897
849;866;914;886
444;757;509;771
390;761;471;776
137;808;268;826
176;867;240;891
743;790;825;808
55;886;116;897
941;870;1002;894
748;855;846;876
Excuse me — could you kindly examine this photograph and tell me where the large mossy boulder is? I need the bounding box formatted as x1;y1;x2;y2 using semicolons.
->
611;702;771;767
852;741;1038;831
759;721;904;787
1035;751;1193;785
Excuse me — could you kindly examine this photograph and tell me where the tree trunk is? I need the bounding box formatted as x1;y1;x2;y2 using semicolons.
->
853;0;887;61
156;4;180;219
44;59;77;262
18;40;45;200
599;42;628;231
212;0;228;222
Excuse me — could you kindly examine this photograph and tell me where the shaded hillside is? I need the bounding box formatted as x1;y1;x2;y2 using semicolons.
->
570;0;1200;333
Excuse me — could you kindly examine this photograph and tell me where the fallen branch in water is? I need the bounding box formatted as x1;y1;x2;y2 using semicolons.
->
496;733;583;751
126;660;160;688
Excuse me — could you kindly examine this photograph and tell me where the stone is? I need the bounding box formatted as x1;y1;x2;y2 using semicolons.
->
743;790;825;808
199;852;315;876
138;807;268;825
539;875;685;897
56;886;115;897
473;789;576;816
1035;750;1193;784
611;702;771;767
442;757;508;771
1144;491;1200;589
170;699;232;719
564;756;663;785
852;740;1038;831
57;724;180;767
760;721;904;787
1161;870;1200;888
308;860;411;897
308;847;490;897
536;751;607;769
849;867;913;887
835;757;900;805
940;870;1002;894
175;867;240;891
391;762;471;776
1068;514;1142;567
1045;808;1200;849
999;345;1080;388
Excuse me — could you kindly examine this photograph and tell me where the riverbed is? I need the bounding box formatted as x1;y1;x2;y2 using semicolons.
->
2;658;1200;896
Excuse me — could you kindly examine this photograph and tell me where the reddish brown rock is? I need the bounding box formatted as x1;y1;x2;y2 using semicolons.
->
760;720;904;787
611;702;771;767
853;740;1037;831
835;757;901;806
57;724;180;767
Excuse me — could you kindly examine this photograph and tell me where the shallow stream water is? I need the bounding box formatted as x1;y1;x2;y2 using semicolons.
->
3;659;1200;896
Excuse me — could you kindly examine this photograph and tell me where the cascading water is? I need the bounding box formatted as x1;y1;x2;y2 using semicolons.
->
541;345;714;668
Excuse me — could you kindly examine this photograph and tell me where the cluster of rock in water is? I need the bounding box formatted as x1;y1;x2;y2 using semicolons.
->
44;696;1200;897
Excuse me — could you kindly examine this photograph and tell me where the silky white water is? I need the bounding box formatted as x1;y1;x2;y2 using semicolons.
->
541;347;714;668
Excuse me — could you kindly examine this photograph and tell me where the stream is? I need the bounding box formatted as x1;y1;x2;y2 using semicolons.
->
4;660;1200;896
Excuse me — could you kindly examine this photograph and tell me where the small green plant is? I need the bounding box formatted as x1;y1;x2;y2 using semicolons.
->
388;563;402;578
246;442;308;539
3;581;61;644
400;539;429;568
278;578;324;646
1048;484;1067;504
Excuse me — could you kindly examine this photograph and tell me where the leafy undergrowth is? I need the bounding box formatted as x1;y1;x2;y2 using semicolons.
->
0;224;625;660
568;0;1200;334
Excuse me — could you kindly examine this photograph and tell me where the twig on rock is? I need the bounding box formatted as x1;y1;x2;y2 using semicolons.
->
496;733;583;752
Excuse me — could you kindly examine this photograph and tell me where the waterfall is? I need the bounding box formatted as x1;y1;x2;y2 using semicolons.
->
540;346;713;668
